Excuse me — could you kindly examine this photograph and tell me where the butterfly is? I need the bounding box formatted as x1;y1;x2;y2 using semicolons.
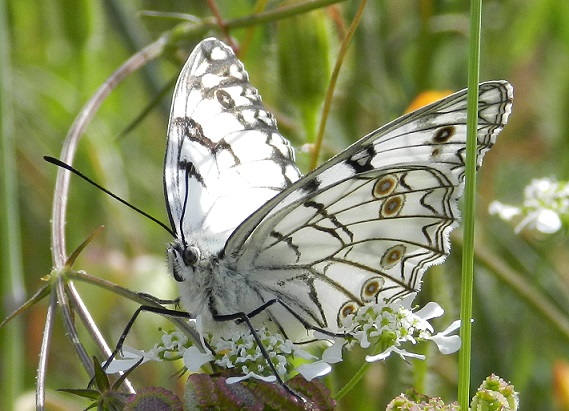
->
164;37;513;344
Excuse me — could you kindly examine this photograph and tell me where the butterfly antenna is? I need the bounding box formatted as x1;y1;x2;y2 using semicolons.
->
44;156;176;237
177;165;192;247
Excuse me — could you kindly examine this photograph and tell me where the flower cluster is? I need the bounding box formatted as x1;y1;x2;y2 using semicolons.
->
183;318;317;383
105;294;460;388
489;177;569;235
385;375;519;411
104;329;191;374
340;294;461;362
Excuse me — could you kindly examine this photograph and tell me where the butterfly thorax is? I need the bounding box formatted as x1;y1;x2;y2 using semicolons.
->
167;237;259;335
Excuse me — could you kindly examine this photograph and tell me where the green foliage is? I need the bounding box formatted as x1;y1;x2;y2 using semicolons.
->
2;1;569;410
58;357;134;410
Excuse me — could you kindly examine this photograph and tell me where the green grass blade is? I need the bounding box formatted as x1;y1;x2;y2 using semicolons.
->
0;0;25;409
458;0;483;407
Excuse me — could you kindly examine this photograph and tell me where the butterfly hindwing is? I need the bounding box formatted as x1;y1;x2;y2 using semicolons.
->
224;81;513;340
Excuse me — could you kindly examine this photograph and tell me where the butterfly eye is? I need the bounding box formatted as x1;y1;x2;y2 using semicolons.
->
182;246;201;266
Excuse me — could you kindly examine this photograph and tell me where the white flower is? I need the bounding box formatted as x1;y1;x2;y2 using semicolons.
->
488;201;521;221
161;329;189;351
188;323;316;384
524;178;557;206
226;372;276;384
491;177;569;235
515;209;562;234
183;345;214;372
104;346;159;374
114;314;340;384
427;319;462;354
366;345;426;362
106;298;461;384
339;295;460;363
296;335;345;381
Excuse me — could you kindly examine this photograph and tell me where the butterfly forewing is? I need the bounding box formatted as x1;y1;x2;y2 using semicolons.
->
164;39;301;250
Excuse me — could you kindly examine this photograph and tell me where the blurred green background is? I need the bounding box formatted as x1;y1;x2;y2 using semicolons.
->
2;0;569;410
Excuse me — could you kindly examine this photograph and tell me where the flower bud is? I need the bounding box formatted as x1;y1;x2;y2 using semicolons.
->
470;374;519;411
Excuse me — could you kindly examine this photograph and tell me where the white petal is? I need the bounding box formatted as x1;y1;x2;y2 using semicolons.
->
429;319;462;354
104;347;151;374
293;347;318;360
183;346;214;372
226;372;276;384
535;209;561;233
366;346;425;362
365;349;392;362
296;362;332;381
105;358;140;374
488;201;520;220
514;214;531;233
431;334;462;354
515;209;560;234
321;339;345;363
440;319;461;335
415;302;444;321
295;338;345;381
356;331;371;349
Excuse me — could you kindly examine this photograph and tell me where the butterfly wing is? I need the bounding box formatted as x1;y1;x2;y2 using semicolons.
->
164;38;301;250
223;81;513;341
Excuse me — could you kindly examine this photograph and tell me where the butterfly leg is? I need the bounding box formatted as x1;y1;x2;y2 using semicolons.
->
212;310;306;403
241;298;352;340
98;304;193;379
137;292;181;306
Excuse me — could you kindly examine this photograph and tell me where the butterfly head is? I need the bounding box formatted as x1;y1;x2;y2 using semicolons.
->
167;241;202;282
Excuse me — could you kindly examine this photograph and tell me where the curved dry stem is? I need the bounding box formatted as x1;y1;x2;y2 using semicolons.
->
66;282;136;393
50;38;168;266
44;38;168;407
69;270;201;345
224;0;348;31
36;287;57;411
56;274;93;377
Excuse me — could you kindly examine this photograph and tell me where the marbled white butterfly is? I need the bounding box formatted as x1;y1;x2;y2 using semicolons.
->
165;37;512;343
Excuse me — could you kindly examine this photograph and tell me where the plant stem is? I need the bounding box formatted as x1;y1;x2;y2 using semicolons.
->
458;0;482;407
0;0;25;409
310;0;367;170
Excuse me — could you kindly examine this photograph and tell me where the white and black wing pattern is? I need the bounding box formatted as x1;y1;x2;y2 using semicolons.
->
164;38;512;343
224;81;513;341
164;38;301;252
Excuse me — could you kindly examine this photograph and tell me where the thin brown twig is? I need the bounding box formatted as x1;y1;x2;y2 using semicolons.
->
207;0;237;50
36;286;57;411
